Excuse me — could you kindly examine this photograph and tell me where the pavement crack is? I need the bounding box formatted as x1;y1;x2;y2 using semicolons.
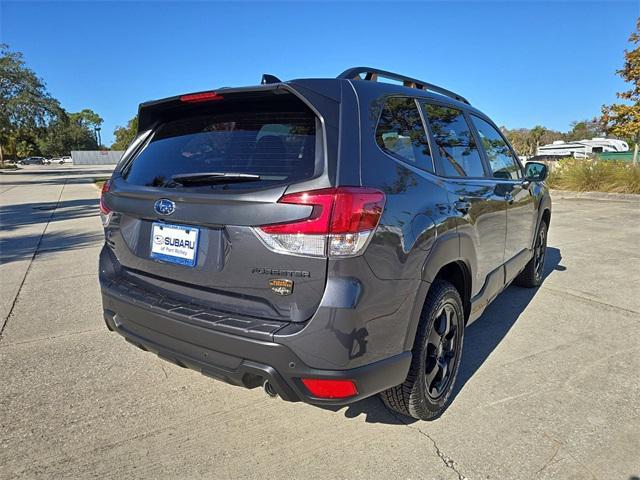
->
0;178;68;342
0;328;101;348
540;432;599;480
389;411;468;480
535;439;561;474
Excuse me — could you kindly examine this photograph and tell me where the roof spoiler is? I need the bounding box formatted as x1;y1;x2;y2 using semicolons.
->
136;84;290;133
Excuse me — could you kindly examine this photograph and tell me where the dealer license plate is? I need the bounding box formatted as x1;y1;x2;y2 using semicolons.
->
150;222;199;267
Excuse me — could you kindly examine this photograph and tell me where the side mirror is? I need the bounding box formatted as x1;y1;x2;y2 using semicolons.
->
524;162;548;182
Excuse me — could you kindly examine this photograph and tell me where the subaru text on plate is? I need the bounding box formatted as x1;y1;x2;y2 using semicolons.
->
99;67;551;420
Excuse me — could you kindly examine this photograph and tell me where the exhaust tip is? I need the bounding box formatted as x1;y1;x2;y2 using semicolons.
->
263;380;278;398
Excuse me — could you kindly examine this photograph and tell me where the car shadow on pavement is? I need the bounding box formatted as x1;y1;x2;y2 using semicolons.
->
448;247;564;404
323;247;564;425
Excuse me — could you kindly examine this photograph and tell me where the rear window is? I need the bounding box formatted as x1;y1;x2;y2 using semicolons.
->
123;102;318;190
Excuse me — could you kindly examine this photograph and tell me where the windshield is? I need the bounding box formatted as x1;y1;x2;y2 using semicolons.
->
123;101;318;190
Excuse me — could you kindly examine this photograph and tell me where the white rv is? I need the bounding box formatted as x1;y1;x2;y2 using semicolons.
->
537;138;629;158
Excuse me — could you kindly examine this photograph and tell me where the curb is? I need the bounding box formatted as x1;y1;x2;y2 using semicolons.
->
0;168;23;174
550;189;640;203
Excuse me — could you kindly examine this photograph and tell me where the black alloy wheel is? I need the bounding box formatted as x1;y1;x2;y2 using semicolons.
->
534;225;547;281
425;302;460;400
380;280;465;420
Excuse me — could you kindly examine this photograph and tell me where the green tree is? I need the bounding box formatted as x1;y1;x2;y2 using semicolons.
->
502;127;529;156
111;116;138;150
0;44;61;165
602;18;640;165
36;110;101;157
69;109;103;150
528;125;547;156
503;126;563;157
565;118;604;141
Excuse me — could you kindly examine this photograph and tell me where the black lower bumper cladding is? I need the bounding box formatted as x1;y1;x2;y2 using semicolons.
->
102;290;411;406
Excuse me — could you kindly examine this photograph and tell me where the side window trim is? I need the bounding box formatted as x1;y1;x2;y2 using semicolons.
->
413;98;436;173
462;109;493;178
469;113;523;181
419;100;491;179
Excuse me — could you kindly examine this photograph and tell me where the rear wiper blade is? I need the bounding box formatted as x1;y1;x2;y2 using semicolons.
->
171;172;261;185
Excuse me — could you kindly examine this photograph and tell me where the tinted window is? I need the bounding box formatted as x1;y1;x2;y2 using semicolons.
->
423;104;485;177
375;97;433;172
123;103;317;190
471;115;521;180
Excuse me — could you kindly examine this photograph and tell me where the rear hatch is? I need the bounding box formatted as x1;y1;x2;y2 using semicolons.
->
103;87;333;322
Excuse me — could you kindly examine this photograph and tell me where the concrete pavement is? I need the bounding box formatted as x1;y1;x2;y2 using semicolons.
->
1;166;639;479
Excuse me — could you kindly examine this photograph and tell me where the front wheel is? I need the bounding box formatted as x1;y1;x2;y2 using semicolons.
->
380;280;464;420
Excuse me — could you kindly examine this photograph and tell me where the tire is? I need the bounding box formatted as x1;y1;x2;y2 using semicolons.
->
380;280;465;420
515;219;548;288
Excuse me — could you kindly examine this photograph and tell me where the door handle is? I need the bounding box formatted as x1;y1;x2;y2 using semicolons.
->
454;199;472;214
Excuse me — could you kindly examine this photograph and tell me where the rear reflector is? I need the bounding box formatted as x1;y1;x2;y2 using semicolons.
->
301;378;358;399
180;91;224;103
255;187;385;257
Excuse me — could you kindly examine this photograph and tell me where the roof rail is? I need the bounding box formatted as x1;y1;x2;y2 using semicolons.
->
338;67;470;105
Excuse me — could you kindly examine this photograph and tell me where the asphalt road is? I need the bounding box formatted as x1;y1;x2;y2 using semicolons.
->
1;166;639;480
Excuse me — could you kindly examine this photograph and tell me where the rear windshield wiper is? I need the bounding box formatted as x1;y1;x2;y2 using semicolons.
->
171;172;261;186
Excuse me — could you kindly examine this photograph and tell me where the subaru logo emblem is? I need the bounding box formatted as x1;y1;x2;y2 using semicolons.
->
154;199;175;216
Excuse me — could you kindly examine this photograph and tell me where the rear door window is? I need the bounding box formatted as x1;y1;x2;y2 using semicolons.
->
422;103;486;178
470;115;522;180
375;97;434;173
123;102;317;190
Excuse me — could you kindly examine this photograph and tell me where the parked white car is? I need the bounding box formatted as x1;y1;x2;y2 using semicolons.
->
56;156;73;165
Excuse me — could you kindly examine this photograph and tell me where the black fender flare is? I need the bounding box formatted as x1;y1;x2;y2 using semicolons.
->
532;189;552;249
402;232;477;350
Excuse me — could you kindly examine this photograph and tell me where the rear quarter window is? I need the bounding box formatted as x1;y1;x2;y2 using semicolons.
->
375;97;434;173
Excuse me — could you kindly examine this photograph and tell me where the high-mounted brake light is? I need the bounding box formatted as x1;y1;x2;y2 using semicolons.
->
301;378;358;399
99;179;111;215
179;91;224;103
255;187;385;257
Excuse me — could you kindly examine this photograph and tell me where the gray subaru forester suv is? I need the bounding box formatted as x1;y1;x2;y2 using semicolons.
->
99;67;551;420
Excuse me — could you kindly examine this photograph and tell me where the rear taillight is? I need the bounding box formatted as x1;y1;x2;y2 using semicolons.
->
255;187;385;257
99;180;112;226
99;180;111;215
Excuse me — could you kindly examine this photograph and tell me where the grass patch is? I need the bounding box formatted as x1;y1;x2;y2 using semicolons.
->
547;158;640;194
0;164;18;170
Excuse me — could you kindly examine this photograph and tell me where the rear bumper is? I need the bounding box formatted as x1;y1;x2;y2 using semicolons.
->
102;289;411;406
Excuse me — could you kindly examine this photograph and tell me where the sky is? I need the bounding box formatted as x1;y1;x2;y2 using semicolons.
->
1;1;637;145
